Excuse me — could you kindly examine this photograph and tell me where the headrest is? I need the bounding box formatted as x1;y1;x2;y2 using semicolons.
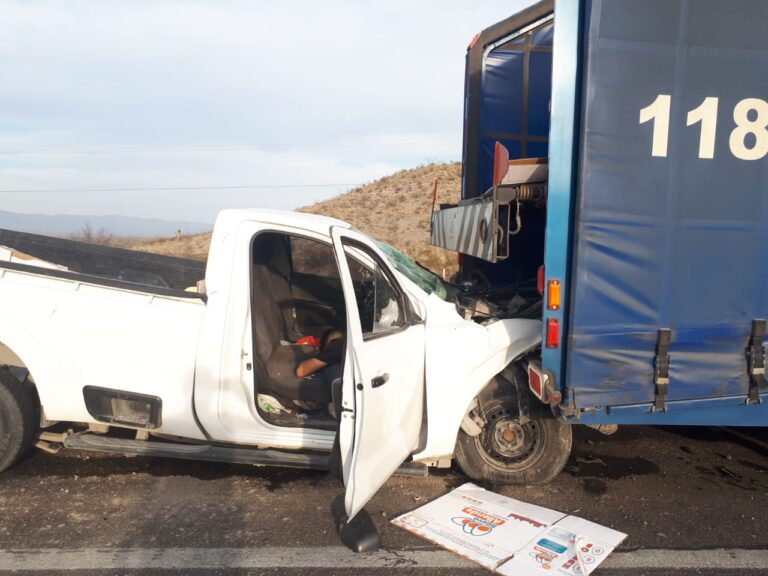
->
253;233;291;277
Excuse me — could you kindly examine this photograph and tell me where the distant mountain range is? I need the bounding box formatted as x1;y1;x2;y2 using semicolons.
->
0;210;211;238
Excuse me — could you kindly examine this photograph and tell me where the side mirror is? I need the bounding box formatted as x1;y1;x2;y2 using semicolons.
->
331;495;381;553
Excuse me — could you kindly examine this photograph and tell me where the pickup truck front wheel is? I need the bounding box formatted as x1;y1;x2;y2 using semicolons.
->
454;396;571;485
0;368;38;474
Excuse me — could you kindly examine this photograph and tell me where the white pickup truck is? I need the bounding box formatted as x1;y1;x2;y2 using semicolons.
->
0;209;570;526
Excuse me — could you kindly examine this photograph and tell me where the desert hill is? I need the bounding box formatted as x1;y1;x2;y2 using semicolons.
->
299;162;460;274
130;162;461;275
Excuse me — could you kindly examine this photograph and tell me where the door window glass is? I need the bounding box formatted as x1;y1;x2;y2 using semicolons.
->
343;243;405;336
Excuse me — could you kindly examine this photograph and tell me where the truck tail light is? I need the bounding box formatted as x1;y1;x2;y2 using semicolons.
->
537;265;545;295
546;318;560;349
547;279;561;311
457;252;463;268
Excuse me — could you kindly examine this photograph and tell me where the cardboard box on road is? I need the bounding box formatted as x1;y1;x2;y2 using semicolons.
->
392;483;626;575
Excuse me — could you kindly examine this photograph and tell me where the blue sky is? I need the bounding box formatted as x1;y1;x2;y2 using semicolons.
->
0;1;532;224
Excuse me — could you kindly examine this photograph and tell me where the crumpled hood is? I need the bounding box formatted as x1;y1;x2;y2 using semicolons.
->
485;317;542;365
468;317;542;389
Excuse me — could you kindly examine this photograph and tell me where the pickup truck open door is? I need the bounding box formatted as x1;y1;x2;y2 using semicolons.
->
330;226;426;521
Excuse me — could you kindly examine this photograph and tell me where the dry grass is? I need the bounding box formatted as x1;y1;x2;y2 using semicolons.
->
125;233;211;261
129;161;461;276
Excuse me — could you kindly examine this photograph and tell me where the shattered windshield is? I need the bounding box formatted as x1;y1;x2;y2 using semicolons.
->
375;241;449;301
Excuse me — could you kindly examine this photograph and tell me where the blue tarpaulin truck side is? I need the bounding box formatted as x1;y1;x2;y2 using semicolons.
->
432;0;768;431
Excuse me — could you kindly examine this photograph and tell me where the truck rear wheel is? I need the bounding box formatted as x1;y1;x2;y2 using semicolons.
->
454;395;571;485
0;368;38;474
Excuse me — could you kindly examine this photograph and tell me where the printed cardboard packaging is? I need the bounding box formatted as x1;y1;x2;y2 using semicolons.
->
392;483;626;576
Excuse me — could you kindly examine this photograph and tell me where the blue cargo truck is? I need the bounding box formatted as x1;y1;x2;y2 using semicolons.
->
431;0;768;465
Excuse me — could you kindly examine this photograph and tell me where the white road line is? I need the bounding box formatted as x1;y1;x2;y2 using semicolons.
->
0;547;766;571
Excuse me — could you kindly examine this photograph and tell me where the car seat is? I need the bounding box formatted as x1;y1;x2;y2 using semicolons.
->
251;233;332;404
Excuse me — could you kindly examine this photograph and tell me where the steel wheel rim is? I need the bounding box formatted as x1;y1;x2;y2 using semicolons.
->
474;402;546;472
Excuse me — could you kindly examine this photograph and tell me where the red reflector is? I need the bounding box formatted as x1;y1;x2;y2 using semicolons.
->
537;265;545;295
457;252;464;268
546;318;560;349
528;365;543;399
468;33;480;49
492;141;510;187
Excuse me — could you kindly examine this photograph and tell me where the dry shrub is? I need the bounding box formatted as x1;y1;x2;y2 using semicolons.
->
70;223;115;246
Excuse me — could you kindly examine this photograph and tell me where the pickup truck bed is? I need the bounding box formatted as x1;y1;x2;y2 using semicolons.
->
0;230;207;439
0;228;206;295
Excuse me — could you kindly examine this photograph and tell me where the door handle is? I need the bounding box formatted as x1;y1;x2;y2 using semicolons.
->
371;373;389;388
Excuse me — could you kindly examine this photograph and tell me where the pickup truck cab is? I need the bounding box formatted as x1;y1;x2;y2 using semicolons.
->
0;209;565;522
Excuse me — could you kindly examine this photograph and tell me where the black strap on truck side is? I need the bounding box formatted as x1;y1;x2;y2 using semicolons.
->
653;329;671;412
746;319;767;404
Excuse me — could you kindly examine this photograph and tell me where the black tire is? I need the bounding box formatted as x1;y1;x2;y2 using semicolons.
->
0;368;38;474
454;395;572;485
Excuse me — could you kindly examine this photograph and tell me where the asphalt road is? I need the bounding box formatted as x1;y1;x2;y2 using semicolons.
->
0;425;766;575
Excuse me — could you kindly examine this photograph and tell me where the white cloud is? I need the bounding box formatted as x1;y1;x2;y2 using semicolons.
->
0;0;533;222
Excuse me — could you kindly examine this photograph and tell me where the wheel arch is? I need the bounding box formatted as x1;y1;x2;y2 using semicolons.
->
414;357;538;463
415;317;542;463
0;321;51;419
477;361;551;419
0;348;43;473
453;360;573;484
